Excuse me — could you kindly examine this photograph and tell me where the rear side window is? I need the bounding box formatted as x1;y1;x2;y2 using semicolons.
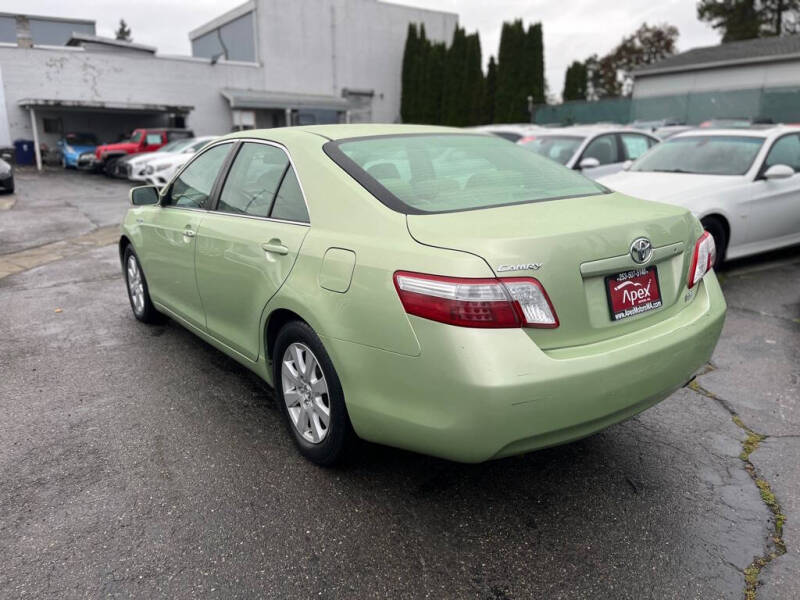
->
145;133;163;145
166;143;231;208
217;143;289;218
764;134;800;172
324;134;606;214
620;133;654;160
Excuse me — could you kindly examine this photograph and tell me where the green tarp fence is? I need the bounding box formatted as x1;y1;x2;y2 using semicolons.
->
534;85;800;125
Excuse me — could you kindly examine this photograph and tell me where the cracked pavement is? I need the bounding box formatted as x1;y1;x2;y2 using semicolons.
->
0;171;798;598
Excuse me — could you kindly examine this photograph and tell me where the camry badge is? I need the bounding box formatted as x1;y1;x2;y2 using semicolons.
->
630;237;653;264
497;263;542;272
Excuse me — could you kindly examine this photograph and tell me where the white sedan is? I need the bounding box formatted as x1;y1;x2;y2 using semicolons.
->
517;126;660;179
143;136;217;186
599;127;800;264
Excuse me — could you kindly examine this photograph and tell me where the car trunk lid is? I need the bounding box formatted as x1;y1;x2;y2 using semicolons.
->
406;192;698;350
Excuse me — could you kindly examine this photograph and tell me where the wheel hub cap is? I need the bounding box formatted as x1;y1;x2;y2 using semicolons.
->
126;255;145;315
281;342;331;444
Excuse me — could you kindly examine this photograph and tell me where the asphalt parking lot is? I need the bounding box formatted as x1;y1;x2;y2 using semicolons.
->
1;168;798;599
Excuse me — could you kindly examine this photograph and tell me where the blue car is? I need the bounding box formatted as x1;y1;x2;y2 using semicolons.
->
58;133;99;168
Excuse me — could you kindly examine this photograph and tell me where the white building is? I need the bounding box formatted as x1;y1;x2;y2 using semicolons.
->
632;35;800;103
0;1;457;167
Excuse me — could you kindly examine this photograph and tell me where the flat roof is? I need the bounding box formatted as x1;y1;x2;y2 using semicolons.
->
222;89;349;111
18;98;193;113
0;12;95;26
66;33;156;54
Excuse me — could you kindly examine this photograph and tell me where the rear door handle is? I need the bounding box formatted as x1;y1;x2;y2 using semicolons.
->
261;240;288;255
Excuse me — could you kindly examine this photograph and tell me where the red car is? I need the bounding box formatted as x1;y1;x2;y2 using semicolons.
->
78;128;193;174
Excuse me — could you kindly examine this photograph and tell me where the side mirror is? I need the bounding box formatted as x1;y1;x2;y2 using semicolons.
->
130;185;160;206
578;157;600;170
622;160;633;171
763;164;794;180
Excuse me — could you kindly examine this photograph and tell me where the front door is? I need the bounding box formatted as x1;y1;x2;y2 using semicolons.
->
195;141;310;360
138;142;234;328
745;133;800;246
578;133;623;179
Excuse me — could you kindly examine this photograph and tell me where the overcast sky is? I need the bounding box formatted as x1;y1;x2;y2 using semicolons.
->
6;0;721;101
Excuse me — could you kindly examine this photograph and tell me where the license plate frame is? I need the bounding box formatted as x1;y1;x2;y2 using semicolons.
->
604;266;663;322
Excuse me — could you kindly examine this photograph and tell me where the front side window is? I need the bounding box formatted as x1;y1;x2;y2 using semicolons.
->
764;134;800;172
581;134;620;165
620;134;654;160
129;131;143;144
217;143;289;218
520;135;583;165
632;135;764;176
145;133;164;145
165;143;232;208
325;134;606;214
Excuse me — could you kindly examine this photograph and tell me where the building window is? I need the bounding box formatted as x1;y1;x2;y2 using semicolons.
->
191;11;255;63
0;16;15;43
29;18;94;46
43;117;63;134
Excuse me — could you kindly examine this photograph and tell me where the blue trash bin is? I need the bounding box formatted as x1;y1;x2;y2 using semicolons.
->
14;139;35;165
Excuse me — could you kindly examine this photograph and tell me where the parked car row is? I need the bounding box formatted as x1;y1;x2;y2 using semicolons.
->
484;123;800;267
56;128;217;186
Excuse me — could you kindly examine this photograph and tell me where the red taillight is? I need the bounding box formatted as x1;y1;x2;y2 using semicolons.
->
518;135;537;144
688;231;716;289
393;271;559;329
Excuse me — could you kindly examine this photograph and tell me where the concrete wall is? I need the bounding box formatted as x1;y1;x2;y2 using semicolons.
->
0;46;264;147
0;0;458;147
633;59;800;98
213;0;457;122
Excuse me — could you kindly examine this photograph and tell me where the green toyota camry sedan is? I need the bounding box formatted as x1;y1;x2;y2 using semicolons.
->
120;124;726;465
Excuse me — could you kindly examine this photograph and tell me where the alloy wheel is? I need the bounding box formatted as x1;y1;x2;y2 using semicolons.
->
281;342;331;444
126;255;145;316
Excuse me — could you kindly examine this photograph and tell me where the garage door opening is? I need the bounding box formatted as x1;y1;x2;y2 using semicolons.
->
18;98;193;170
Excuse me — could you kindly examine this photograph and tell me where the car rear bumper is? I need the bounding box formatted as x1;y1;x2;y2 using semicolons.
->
323;272;726;463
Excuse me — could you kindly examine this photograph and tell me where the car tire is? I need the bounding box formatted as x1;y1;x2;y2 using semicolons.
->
701;217;727;268
273;320;356;466
104;157;119;177
123;245;160;324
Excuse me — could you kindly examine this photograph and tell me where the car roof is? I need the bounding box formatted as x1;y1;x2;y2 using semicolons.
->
219;124;472;145
670;126;799;140
531;125;652;137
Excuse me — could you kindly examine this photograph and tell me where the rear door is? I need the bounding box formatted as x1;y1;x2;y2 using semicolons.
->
746;133;800;245
137;142;234;328
620;132;657;162
195;141;310;360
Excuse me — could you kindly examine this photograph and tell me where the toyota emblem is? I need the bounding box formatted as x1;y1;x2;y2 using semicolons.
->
630;237;653;264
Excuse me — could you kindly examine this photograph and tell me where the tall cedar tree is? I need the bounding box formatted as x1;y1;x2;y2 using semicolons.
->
482;56;497;124
400;23;418;122
400;23;485;125
115;19;132;42
494;20;545;123
697;0;800;41
464;33;485;125
562;61;588;101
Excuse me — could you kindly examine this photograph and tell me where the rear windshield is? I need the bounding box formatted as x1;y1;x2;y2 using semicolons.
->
324;134;606;214
632;135;764;175
519;135;584;165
